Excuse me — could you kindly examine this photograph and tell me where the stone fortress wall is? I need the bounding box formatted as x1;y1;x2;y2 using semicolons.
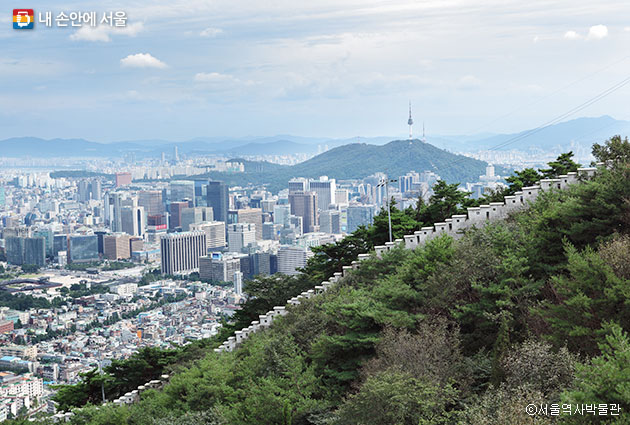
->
214;165;599;354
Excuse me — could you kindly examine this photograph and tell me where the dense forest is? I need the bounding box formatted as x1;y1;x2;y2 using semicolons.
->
9;135;630;425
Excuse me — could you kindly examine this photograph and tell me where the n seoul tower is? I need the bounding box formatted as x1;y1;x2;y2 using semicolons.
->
407;101;414;140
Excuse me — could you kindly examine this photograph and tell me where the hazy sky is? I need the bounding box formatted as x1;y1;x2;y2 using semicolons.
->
2;0;630;141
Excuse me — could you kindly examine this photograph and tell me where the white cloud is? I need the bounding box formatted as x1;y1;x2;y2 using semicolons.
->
200;27;223;37
563;30;580;40
120;53;167;69
587;24;608;40
624;27;630;32
70;22;144;42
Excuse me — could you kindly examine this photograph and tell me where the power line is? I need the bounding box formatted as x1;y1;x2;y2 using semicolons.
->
466;55;630;136
449;74;630;166
488;75;630;152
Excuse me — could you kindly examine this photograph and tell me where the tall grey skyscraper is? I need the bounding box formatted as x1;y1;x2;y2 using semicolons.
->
138;190;164;216
288;191;318;233
78;180;91;203
6;237;45;266
91;179;102;201
206;181;229;223
288;178;309;193
121;206;146;237
107;192;124;233
170;181;195;204
320;210;341;234
309;176;336;211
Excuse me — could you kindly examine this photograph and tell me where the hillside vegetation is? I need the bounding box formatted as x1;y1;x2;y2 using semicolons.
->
11;136;630;425
192;139;498;192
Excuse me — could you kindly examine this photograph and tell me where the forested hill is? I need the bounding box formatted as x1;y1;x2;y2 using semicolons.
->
194;139;500;192
12;137;630;425
289;139;502;182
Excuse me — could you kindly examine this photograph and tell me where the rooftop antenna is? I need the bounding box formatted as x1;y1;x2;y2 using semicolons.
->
407;101;414;140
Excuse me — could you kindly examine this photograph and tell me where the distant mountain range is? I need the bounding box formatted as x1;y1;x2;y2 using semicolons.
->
427;115;630;153
0;116;627;159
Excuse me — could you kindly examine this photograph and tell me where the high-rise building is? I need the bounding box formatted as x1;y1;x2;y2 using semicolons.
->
347;204;376;233
206;181;229;223
277;245;313;275
121;206;145;237
194;180;208;207
78;180;91;203
33;228;54;257
103;234;131;260
129;236;143;253
227;223;256;253
115;172;132;188
0;186;5;206
170;181;195;204
6;236;45;266
68;235;99;263
199;253;241;282
228;208;263;240
334;189;349;205
261;199;276;214
289;215;303;236
320;210;341;234
181;207;213;231
288;178;309;193
107;192;125;233
273;205;291;227
234;271;243;295
250;251;275;276
91;179;102;201
288;191;318;233
309;176;336;211
190;221;226;251
399;172;420;194
262;222;280;240
138;190;164;216
160;231;207;275
169;201;189;230
53;234;68;258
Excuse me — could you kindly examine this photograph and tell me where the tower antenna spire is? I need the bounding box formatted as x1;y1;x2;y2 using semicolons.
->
422;121;426;143
407;101;414;140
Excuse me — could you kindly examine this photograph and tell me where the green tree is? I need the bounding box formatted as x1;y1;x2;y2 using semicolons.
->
416;180;472;225
21;264;40;274
334;371;457;425
504;168;542;192
592;134;630;166
562;324;630;424
540;151;580;179
537;243;630;355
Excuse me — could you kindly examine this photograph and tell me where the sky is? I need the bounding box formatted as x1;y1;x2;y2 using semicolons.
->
2;0;630;142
